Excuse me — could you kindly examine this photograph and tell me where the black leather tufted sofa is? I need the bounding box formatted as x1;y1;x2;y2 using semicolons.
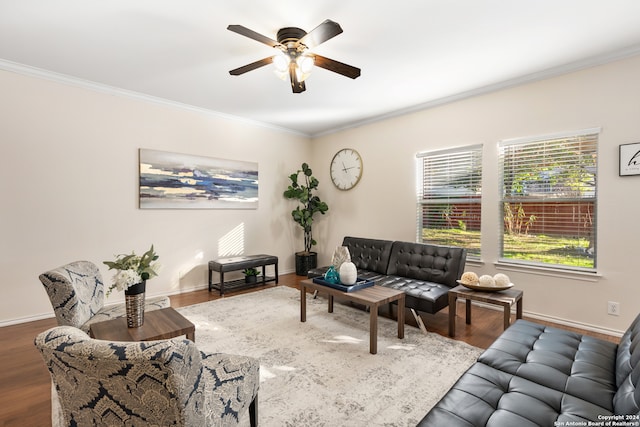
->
308;236;467;316
418;315;640;426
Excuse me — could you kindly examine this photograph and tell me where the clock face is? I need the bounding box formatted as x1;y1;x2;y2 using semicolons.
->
330;148;363;190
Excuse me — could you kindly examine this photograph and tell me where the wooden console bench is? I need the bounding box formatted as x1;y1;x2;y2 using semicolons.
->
208;254;278;295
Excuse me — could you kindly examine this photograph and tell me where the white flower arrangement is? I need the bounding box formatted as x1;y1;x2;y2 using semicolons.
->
103;245;159;296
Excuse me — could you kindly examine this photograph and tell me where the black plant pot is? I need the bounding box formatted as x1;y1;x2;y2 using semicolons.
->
245;275;258;284
295;251;317;276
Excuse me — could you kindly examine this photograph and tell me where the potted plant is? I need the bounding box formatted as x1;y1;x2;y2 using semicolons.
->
243;267;259;284
283;163;329;275
103;245;160;296
103;245;159;327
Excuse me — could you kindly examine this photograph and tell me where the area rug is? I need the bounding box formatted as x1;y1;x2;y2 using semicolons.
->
177;286;482;427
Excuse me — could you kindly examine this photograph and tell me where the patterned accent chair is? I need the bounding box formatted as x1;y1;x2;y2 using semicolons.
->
35;326;259;427
39;260;171;333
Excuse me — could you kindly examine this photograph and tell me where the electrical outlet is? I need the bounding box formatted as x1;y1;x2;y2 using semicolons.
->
608;301;620;316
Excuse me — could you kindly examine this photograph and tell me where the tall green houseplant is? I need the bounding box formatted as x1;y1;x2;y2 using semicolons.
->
283;163;329;275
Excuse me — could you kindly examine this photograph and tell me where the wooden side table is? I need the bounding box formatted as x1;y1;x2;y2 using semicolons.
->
448;285;523;337
89;307;195;342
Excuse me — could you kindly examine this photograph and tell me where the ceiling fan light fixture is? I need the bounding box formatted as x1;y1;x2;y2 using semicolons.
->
297;54;314;74
273;51;289;72
272;51;290;80
227;20;360;93
295;54;314;82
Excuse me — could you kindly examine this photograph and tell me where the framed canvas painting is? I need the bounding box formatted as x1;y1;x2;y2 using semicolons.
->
139;149;258;209
619;142;640;176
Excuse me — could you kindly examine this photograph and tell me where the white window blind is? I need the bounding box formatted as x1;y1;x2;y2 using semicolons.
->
499;129;598;270
417;144;482;258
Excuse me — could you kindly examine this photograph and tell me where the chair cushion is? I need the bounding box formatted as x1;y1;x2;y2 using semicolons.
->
36;325;260;427
39;261;105;329
35;326;205;426
200;352;260;425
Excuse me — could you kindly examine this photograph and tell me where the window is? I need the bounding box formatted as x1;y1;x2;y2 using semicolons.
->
499;129;599;270
417;144;482;258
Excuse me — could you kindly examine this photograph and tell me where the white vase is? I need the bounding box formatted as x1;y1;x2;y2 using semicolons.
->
339;262;358;285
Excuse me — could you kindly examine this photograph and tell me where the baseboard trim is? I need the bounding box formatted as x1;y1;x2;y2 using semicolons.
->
10;271;620;337
0;312;55;327
461;299;624;338
1;268;296;327
524;311;624;338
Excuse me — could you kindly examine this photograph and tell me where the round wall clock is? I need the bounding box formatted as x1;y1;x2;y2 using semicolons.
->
330;148;363;190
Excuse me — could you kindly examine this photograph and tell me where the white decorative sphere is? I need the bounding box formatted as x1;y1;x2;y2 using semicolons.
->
493;273;511;287
339;261;358;285
478;274;496;287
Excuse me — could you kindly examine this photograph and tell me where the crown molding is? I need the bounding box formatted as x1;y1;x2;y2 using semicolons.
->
3;43;640;140
312;45;640;138
0;59;309;137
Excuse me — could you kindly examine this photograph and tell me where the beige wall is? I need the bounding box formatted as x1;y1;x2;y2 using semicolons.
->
3;54;640;333
0;69;311;324
312;54;640;334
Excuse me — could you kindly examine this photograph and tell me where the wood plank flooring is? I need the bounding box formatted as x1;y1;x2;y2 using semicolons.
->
0;273;619;426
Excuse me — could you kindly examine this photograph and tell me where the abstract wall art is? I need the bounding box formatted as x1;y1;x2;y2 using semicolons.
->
139;149;258;209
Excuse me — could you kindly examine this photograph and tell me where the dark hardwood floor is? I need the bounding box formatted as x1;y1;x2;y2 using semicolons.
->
0;273;619;426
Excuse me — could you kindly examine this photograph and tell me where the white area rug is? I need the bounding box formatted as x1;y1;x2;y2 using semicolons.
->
177;286;482;427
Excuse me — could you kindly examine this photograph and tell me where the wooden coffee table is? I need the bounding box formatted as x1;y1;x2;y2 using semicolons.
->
448;285;523;337
89;307;195;342
300;279;405;354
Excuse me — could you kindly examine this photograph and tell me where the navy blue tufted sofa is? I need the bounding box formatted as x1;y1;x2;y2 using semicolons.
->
419;315;640;426
308;236;467;316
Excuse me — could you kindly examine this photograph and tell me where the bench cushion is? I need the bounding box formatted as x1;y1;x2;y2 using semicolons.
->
208;255;278;272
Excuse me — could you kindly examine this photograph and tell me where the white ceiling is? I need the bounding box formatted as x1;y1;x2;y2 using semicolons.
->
2;1;640;136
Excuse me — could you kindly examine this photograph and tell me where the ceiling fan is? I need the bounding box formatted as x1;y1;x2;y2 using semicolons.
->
227;19;361;93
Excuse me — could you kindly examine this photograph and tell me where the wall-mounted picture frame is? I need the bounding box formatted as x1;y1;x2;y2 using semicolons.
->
619;142;640;176
139;149;258;209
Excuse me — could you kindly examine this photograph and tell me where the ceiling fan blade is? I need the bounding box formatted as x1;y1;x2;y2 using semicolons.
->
297;19;343;49
227;25;281;48
289;65;306;93
229;56;274;76
313;55;361;79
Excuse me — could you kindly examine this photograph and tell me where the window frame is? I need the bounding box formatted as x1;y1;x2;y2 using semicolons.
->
498;128;600;273
417;144;483;259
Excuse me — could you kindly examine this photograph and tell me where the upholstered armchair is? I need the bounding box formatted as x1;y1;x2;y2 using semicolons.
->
35;326;259;427
39;260;170;333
